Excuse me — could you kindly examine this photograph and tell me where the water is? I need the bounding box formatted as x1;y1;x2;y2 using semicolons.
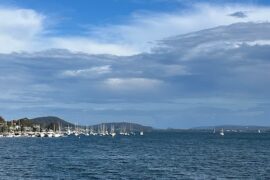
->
0;132;270;179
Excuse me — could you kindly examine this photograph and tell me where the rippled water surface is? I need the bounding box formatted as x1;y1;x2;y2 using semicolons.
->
0;132;270;179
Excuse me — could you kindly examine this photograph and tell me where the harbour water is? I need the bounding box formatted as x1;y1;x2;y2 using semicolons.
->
0;132;269;179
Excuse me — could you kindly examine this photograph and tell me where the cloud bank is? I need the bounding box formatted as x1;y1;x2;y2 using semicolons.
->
0;3;270;127
1;22;270;127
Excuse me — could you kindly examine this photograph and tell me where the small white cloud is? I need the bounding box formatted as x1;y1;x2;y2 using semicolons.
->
245;40;270;46
62;65;112;78
50;37;139;56
104;78;162;91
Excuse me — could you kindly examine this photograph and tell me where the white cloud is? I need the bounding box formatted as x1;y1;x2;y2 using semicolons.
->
244;40;270;46
0;7;44;53
50;37;139;56
0;7;44;37
1;4;270;55
62;65;112;78
104;78;162;91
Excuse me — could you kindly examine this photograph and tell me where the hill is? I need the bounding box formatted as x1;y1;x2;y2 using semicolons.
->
29;116;74;129
191;125;270;132
14;116;153;132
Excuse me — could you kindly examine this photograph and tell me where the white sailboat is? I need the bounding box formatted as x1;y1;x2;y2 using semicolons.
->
67;125;71;136
74;123;79;136
54;122;62;138
40;132;45;137
220;128;224;136
90;126;97;136
84;126;89;136
110;125;116;137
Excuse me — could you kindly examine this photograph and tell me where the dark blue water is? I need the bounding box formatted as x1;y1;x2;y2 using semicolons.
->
0;132;270;179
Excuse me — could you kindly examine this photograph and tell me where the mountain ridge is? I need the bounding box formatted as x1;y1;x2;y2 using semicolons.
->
0;116;153;132
191;125;270;130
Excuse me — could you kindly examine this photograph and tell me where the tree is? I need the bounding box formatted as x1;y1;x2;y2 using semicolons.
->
0;116;5;124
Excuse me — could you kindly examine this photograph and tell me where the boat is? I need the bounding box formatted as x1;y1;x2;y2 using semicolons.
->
74;123;80;136
5;133;15;138
85;126;90;136
220;128;224;136
120;125;129;136
38;132;45;138
66;125;72;136
54;133;61;138
140;131;144;136
110;125;116;137
46;130;54;138
53;122;63;137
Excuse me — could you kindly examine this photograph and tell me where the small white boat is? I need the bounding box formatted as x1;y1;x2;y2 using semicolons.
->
111;133;116;137
220;128;224;136
40;132;45;137
54;133;61;138
67;125;72;136
5;133;15;138
140;131;144;136
110;125;116;137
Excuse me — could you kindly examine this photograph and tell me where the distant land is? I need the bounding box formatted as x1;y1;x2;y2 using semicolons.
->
155;125;270;133
190;125;270;132
0;116;153;132
1;116;270;132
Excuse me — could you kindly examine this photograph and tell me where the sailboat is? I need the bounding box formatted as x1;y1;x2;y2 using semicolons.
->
90;126;97;136
213;128;216;134
67;125;71;136
110;125;116;137
85;126;90;136
74;123;79;136
54;122;62;138
220;128;224;136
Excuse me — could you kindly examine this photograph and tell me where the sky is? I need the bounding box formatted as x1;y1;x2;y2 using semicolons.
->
0;0;270;128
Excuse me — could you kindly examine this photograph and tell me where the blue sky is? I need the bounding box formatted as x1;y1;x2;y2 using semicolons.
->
0;0;270;128
1;0;185;35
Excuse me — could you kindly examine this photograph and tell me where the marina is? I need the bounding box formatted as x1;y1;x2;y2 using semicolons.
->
0;116;145;138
